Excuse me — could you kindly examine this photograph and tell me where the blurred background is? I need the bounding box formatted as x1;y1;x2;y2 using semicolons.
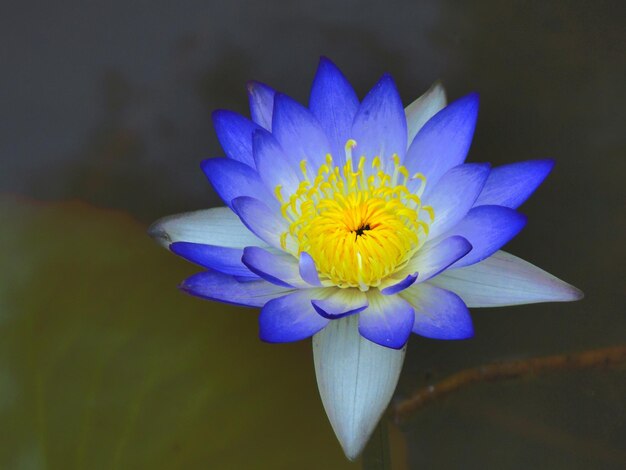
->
1;0;624;468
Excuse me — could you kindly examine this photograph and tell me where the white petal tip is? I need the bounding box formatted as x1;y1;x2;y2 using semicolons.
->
313;316;406;460
563;285;584;302
147;217;172;248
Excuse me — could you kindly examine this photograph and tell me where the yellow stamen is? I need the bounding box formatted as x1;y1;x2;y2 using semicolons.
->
276;140;434;290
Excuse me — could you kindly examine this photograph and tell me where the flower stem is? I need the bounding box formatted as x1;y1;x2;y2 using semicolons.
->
362;418;391;470
393;344;626;424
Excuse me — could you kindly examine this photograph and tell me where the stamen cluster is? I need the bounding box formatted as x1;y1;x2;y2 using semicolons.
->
278;140;433;290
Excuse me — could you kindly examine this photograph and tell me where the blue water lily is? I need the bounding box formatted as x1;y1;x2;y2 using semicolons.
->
150;57;582;459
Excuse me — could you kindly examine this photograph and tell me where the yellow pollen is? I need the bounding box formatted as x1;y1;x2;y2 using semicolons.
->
278;140;433;290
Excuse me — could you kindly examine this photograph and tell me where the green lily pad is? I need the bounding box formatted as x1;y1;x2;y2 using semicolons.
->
0;198;358;469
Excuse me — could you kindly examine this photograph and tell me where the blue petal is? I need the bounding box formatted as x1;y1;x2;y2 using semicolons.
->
231;196;291;250
424;163;491;239
380;273;418;295
474;159;555;209
401;283;473;340
351;74;407;165
272;93;332;171
405;235;473;282
259;290;329;342
404;93;479;190
180;270;292;307
358;292;414;349
171;242;258;279
201;158;277;210
212;110;262;168
309;57;359;165
247;81;276;130
242;246;307;288
299;252;322;286
252;129;301;196
311;289;368;319
445;205;527;268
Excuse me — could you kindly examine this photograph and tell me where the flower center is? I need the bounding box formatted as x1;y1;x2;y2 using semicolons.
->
277;140;434;290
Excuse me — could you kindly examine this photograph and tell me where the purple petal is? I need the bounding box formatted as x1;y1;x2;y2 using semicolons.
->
242;246;307;288
201;158;277;210
474;159;555;209
259;290;330;342
431;250;583;307
299;251;322;286
407;235;473;282
445;205;527;268
252;129;301;196
212;110;262;168
380;273;418;295
358;292;415;349
404;93;479;189
231;196;291;250
401;283;473;340
272;93;332;171
351;74;407;165
180;270;292;307
247;81;276;130
309;57;359;165
424;163;491;239
311;289;368;319
171;242;257;279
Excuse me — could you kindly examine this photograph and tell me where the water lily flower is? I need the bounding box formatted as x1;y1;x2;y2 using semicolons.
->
149;57;583;460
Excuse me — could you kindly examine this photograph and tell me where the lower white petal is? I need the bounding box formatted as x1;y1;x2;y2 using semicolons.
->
148;207;266;249
430;250;583;307
312;315;406;460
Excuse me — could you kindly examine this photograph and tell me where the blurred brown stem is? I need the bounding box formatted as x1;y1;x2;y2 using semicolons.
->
393;344;626;425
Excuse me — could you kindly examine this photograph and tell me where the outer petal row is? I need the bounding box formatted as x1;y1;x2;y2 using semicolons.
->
313;314;406;460
430;250;584;307
148;207;266;248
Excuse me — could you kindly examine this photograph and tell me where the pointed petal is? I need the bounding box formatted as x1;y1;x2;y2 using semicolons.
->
404;93;479;189
171;242;257;279
359;291;414;349
474;159;555;209
405;81;447;146
299;251;322;286
242;246;307;288
247;81;276;130
444;205;527;268
309;57;359;165
405;235;473;282
259;289;329;342
352;74;407;164
400;283;473;339
180;270;293;307
252;129;301;196
430;250;584;307
212;110;261;168
272;93;332;171
148;207;266;249
311;288;368;319
424;163;491;239
231;196;293;251
313;315;406;460
201;158;277;210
